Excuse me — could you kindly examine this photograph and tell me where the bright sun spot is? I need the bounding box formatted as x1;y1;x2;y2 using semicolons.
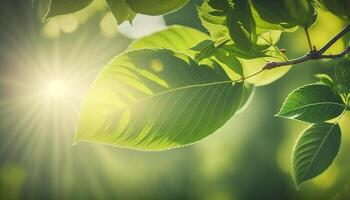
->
46;80;67;98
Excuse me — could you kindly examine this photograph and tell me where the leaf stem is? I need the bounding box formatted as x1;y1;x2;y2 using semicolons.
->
304;27;313;52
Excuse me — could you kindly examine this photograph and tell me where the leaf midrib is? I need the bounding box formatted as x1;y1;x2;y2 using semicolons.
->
299;123;337;184
125;80;235;108
279;102;345;116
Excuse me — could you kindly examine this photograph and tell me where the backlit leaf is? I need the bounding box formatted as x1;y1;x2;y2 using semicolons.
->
128;25;209;57
75;49;244;150
277;84;345;122
198;1;229;43
238;53;291;86
292;123;341;187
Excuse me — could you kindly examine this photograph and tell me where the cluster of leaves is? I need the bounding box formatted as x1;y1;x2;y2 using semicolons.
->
33;0;350;188
277;61;350;187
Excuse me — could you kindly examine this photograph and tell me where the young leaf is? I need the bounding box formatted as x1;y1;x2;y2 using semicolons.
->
277;84;345;122
128;25;210;57
125;0;190;15
75;49;244;150
106;0;136;25
44;0;93;20
292;123;341;187
335;59;350;94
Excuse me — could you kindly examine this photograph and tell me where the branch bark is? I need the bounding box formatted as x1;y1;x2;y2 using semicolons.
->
263;24;350;70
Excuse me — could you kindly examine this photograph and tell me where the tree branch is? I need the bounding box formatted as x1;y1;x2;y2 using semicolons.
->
263;24;350;70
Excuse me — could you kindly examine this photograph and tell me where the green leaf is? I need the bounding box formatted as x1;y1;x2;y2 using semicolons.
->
191;40;217;62
284;0;318;28
251;0;317;28
75;49;244;150
227;0;256;52
277;84;345;122
106;0;136;25
214;48;243;76
335;59;350;94
198;1;281;59
44;0;93;20
238;52;291;86
207;0;230;11
198;1;229;43
319;0;350;19
250;3;293;33
292;123;341;187
315;74;334;87
128;25;210;57
125;0;190;15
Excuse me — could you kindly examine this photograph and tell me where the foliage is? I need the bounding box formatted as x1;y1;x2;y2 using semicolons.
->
34;0;350;188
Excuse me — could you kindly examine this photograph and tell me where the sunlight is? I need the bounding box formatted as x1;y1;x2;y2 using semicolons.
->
46;80;67;98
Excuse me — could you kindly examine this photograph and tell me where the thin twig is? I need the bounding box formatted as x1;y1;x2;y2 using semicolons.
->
244;69;264;80
263;24;350;70
320;47;350;59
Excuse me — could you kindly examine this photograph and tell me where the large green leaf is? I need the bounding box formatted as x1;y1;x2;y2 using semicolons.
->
125;0;190;15
335;59;350;94
44;0;93;20
106;0;136;25
75;49;244;150
277;84;345;122
292;123;341;187
128;25;210;57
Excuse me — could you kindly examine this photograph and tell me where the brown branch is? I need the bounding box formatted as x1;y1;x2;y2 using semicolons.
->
263;24;350;70
320;47;350;59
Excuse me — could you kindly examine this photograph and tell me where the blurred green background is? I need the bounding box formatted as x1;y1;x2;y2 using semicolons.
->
0;0;350;199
